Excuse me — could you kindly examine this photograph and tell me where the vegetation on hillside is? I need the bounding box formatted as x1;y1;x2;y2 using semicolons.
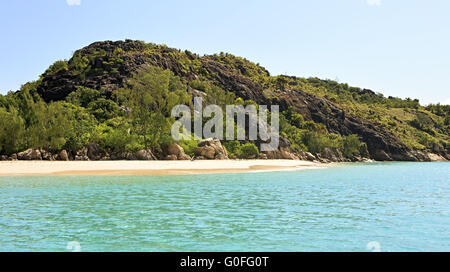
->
0;40;448;159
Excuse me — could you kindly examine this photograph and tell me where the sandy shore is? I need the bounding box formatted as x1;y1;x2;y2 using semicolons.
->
0;160;321;176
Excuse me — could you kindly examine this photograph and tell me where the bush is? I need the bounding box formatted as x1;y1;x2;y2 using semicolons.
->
0;107;26;154
223;141;259;159
302;131;336;154
66;87;102;108
87;98;121;122
43;60;68;76
223;141;242;158
179;139;198;157
342;134;362;157
240;143;259;159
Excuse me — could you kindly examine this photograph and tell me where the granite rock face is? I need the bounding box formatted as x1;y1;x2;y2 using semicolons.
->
165;143;191;161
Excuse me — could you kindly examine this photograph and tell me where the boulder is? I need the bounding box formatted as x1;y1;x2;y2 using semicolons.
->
166;143;191;160
17;149;42;160
135;149;156;160
427;153;446;162
178;153;192;161
195;138;228;160
302;151;316;161
57;150;70;161
10;154;18;160
87;143;102;160
315;154;331;163
167;143;183;156
196;146;216;159
165;154;178;160
265;150;283;159
1;155;8;161
280;147;299;160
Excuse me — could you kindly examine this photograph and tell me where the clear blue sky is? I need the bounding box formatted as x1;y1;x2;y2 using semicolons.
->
1;0;449;105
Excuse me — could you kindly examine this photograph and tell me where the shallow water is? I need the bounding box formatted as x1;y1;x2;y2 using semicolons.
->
0;162;449;252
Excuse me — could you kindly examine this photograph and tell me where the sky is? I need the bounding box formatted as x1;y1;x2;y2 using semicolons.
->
0;0;449;105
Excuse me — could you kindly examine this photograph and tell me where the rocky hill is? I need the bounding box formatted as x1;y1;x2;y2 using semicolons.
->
1;40;449;162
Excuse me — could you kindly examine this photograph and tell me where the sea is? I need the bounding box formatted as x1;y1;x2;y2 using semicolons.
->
0;162;448;252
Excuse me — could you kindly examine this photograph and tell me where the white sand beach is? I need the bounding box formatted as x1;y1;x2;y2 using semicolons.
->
0;160;321;176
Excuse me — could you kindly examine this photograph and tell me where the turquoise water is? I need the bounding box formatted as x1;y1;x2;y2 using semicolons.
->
0;162;449;252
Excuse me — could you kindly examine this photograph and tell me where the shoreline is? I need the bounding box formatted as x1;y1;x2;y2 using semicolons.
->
0;160;322;176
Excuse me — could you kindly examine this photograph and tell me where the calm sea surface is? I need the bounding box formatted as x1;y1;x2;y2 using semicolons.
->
0;162;448;252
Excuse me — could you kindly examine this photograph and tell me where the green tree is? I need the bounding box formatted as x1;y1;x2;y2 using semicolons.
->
118;66;191;149
342;134;362;157
0;107;26;154
87;98;121;122
66;87;102;108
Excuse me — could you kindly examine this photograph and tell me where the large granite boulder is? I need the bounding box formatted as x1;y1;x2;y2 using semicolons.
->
57;150;70;161
297;151;317;161
136;149;156;160
166;143;191;160
87;143;102;160
195;138;228;160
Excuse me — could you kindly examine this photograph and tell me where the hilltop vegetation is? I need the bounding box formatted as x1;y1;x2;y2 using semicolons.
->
0;40;448;161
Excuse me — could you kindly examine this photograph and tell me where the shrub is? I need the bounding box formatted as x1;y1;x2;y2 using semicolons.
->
223;141;241;158
87;98;121;122
43;60;68;76
240;143;259;159
0;107;26;154
342;134;362;157
302;131;335;154
179;139;198;157
223;141;259;159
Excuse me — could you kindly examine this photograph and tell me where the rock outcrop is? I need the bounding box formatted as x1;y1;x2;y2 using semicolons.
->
17;149;42;160
165;143;191;160
320;147;346;162
297;151;317;161
195;139;228;160
136;149;157;160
